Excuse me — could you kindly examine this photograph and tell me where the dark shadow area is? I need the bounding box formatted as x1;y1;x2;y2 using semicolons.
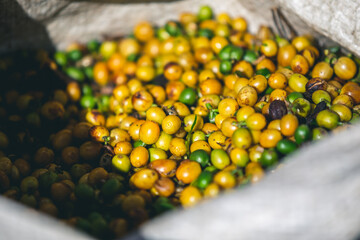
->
354;233;360;240
121;230;146;240
0;0;59;102
0;0;55;53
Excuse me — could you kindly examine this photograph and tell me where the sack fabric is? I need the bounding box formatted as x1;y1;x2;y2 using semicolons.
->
1;0;360;239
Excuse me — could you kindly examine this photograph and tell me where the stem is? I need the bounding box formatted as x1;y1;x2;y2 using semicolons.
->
185;115;198;157
103;136;110;145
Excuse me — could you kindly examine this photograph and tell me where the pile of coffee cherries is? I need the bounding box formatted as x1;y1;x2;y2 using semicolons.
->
0;5;359;239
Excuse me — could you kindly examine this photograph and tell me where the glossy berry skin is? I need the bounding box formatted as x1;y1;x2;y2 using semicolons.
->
280;114;299;137
162;115;182;135
130;169;158;190
210;149;230;170
130;147;149;168
179;88;197;106
139;121;160;145
294;125;312;145
276;139;298;155
246;113;267;131
259;148;279;168
180;186;202;208
112;154;131;173
334;57;357;80
232;128;252;149
259;129;283;148
316;110;339;130
190;150;210;168
176;160;202;184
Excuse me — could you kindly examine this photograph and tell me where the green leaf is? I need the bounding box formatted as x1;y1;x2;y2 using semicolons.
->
205;103;212;110
185;115;198;156
190;115;198;132
209;110;218;124
103;136;110;145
